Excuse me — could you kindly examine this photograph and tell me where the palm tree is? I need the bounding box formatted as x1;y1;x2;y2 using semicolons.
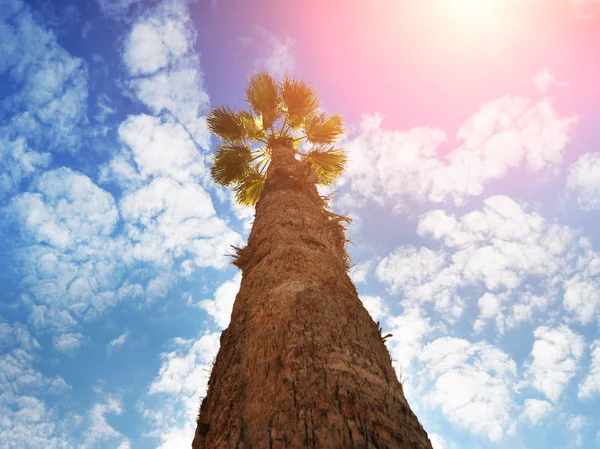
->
193;74;432;448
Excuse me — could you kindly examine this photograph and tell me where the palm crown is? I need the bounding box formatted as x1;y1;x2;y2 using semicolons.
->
207;73;347;206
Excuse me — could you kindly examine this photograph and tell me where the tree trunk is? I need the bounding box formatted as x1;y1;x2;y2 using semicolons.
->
193;141;432;448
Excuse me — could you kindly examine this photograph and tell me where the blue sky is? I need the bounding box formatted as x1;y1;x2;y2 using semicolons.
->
1;0;600;448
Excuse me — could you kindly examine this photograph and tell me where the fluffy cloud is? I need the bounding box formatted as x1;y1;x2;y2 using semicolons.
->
566;152;600;211
386;306;432;372
198;274;241;329
349;260;372;284
0;0;88;200
123;0;210;148
521;399;553;425
13;168;118;250
341;96;576;206
527;325;585;402
359;295;389;322
53;333;86;353
376;195;594;328
418;337;517;441
117;114;207;184
83;396;131;449
0;320;73;447
579;340;600;399
146;333;220;448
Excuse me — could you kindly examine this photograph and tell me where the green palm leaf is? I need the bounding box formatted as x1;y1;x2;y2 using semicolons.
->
246;73;280;130
304;113;344;145
303;148;347;186
280;77;320;128
207;107;247;143
210;144;253;186
238;110;265;140
233;170;265;206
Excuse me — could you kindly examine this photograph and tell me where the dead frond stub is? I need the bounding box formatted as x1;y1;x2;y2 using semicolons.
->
229;245;252;270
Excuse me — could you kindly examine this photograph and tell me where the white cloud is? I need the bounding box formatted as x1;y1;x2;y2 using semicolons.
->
146;332;220;448
198;273;241;329
349;260;372;283
376;195;588;327
533;69;569;94
418;337;517;441
0;0;88;199
429;433;447;449
579;340;600;399
567;415;586;446
251;29;295;79
0;320;73;448
123;0;211;148
521;398;553;425
13;168;118;250
53;333;86;353
341;97;576;206
386;306;432;373
84;396;131;449
359;295;389;322
118;114;207;183
107;331;130;353
527;325;584;402
119;176;241;269
566;152;600;211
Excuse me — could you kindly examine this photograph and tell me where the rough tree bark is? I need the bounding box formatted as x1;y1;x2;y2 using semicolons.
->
193;140;432;448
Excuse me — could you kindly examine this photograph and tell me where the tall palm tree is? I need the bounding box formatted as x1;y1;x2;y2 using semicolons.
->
193;73;432;449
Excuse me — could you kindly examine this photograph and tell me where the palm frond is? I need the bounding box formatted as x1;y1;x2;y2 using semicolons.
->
233;170;265;206
280;77;320;128
245;73;280;130
210;144;253;186
238;110;265;141
304;113;344;145
207;107;247;143
303;148;347;186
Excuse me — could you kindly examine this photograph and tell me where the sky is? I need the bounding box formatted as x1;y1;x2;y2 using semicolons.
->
1;0;600;447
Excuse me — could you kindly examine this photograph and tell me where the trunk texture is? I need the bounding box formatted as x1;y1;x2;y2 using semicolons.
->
193;142;432;448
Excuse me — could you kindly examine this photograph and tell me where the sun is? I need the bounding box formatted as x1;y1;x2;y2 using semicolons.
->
441;0;509;34
446;0;502;22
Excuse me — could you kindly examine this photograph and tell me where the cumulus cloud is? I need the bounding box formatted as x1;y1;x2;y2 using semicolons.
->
340;96;576;206
386;306;432;372
123;0;210;148
527;325;584;402
0;320;73;447
579;340;600;399
376;195;596;328
53;332;86;353
418;337;517;441
521;399;553;425
198;274;241;329
117;114;207;183
146;333;220;448
349;260;372;284
566;152;600;211
83;396;131;449
0;0;88;200
359;295;389;322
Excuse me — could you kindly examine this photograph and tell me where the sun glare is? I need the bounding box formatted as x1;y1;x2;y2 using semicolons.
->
446;0;502;24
